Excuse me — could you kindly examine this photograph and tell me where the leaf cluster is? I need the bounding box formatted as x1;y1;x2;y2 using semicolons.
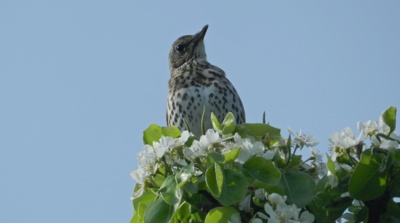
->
131;107;400;223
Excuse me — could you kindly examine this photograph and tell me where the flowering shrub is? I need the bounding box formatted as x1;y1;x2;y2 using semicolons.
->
130;107;399;223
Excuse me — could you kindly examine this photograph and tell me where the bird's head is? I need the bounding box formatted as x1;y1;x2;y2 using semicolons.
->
169;25;208;74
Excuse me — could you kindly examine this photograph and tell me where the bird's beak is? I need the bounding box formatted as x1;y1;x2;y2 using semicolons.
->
193;25;208;43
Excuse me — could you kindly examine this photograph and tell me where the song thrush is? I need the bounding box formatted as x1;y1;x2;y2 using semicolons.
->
167;25;245;137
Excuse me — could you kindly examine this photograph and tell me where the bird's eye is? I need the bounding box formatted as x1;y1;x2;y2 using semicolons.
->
175;44;185;52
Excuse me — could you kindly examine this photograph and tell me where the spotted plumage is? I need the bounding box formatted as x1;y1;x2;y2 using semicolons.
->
167;25;245;137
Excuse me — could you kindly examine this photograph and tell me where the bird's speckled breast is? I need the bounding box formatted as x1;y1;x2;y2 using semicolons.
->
167;61;245;136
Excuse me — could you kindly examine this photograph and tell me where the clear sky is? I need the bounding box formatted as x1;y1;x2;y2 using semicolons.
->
1;1;399;222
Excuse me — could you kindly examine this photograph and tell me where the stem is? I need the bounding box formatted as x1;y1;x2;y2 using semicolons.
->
292;146;299;156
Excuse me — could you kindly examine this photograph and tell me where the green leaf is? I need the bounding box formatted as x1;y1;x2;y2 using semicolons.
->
243;157;281;185
130;213;139;223
211;112;222;132
223;148;241;163
208;152;225;164
391;151;400;197
204;206;241;223
143;124;180;145
393;149;400;167
217;169;248;206
381;106;397;134
349;149;387;201
354;206;368;222
221;112;236;135
184;191;213;216
161;126;181;138
171;202;192;223
133;202;147;223
349;161;386;200
380;199;400;223
309;190;331;208
326;197;353;221
144;198;175;223
205;164;222;197
280;171;316;208
241;123;281;138
326;154;336;175
143;124;163;145
159;175;181;205
314;176;329;193
240;123;281;145
176;164;194;188
132;190;157;222
205;163;248;206
153;174;166;187
385;149;396;173
286;154;302;169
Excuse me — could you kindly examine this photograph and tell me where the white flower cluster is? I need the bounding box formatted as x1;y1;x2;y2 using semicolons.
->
231;133;276;164
286;129;325;179
329;127;361;151
251;192;315;223
130;131;190;184
288;128;319;149
131;129;278;185
183;129;221;160
357;118;399;150
310;148;327;178
329;116;399;162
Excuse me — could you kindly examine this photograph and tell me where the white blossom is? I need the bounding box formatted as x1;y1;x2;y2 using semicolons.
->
239;194;252;212
184;130;222;160
268;193;286;205
271;138;288;160
262;150;277;160
199;129;222;147
326;168;338;188
288;128;319;148
299;211;315;223
183;139;207;160
378;116;391;135
256;212;269;220
236;137;258;163
131;183;145;200
357;120;379;138
371;132;400;150
250;218;263;223
254;188;266;200
276;203;299;220
178;131;190;145
272;138;288;148
341;192;350;197
358;118;393;139
329;127;361;149
256;193;315;223
137;145;158;173
264;203;279;222
153;136;175;158
227;214;241;223
252;141;265;156
232;133;275;163
132;133;191;185
311;148;327;178
130;168;148;184
175;159;188;166
130;144;160;186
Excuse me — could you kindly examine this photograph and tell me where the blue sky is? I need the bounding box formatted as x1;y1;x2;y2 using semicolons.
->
1;1;399;222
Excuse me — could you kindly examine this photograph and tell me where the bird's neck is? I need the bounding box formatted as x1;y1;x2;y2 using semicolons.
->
192;58;209;66
170;59;209;77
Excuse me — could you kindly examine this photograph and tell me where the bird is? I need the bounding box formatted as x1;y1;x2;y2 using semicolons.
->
166;25;245;137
